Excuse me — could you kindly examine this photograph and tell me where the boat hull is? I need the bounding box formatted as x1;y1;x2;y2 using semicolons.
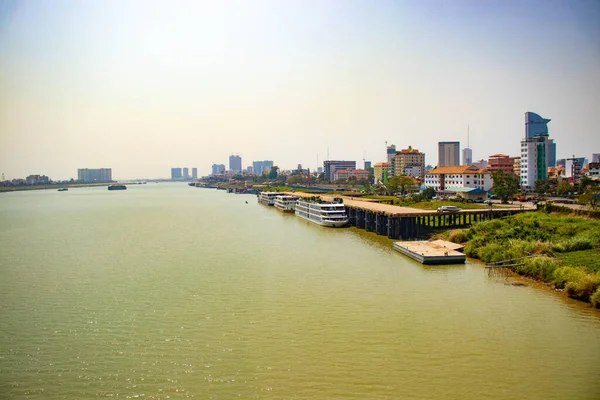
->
295;211;348;227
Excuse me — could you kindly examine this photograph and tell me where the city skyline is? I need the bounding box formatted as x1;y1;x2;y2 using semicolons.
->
1;1;599;180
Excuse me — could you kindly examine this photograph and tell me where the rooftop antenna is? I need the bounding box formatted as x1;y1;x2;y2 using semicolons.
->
327;146;329;161
385;140;388;161
467;124;470;148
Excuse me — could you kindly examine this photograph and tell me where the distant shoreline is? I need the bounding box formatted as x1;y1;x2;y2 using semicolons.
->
0;183;114;193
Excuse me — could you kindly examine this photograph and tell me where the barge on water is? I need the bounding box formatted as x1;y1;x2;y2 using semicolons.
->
393;240;465;264
108;184;127;191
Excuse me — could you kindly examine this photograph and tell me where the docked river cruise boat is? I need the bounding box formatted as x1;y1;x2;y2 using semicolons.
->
274;195;299;212
258;191;282;206
295;198;348;227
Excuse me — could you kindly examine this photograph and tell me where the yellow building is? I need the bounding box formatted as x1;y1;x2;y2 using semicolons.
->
393;146;425;178
373;162;391;183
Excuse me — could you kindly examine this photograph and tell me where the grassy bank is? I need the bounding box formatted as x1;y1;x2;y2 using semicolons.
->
441;211;600;307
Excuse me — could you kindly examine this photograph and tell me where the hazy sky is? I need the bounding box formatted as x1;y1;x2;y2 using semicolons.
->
1;0;599;180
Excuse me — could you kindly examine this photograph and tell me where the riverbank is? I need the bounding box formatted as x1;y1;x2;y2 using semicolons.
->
0;182;145;193
437;210;600;308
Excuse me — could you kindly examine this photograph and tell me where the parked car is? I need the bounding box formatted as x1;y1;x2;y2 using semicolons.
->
437;206;461;214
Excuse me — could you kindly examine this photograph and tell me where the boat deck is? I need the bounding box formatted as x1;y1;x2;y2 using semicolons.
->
393;240;466;264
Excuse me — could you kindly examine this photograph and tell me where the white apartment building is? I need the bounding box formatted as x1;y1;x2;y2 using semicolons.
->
424;165;493;192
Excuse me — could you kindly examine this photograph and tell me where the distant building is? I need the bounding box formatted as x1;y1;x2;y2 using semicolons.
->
424;165;493;192
26;174;50;185
247;166;254;174
438;142;460;167
373;162;391;184
488;154;517;174
513;157;521;177
592;154;600;163
317;167;323;174
252;160;274;176
211;164;225;175
386;145;396;163
364;161;371;170
520;112;556;189
183;168;189;179
171;168;182;180
392;146;425;178
333;168;370;181
565;157;585;180
589;162;600;178
78;168;112;183
462;147;473;165
229;155;242;173
472;159;488;170
324;160;356;182
192;168;198;179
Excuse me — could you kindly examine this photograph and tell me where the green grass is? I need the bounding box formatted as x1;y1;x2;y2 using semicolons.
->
557;250;600;273
449;211;600;307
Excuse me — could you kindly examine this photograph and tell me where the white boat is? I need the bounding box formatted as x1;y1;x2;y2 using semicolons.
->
258;191;282;206
274;195;299;212
295;198;348;227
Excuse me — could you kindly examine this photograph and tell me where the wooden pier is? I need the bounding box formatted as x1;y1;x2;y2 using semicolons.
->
286;192;531;240
393;240;466;264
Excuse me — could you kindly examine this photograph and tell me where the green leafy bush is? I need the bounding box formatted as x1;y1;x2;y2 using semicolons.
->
565;273;600;302
590;288;600;309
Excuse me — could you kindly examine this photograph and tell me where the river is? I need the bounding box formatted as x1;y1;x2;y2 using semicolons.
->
1;183;599;399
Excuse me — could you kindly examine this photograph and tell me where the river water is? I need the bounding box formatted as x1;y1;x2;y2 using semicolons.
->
1;183;599;399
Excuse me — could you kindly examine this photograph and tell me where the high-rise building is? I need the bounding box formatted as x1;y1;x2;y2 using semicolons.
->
393;146;425;178
324;160;356;182
592;154;600;163
183;168;189;179
171;168;182;180
252;160;274;175
520;112;556;189
229;155;242;173
364;161;371;170
192;168;198;179
462;147;473;165
438;142;460;167
211;164;225;175
78;168;112;183
386;145;396;163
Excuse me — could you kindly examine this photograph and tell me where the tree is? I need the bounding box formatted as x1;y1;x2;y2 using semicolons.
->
557;180;573;196
534;179;550;195
578;176;593;195
420;187;436;200
492;170;520;203
268;166;279;180
580;187;600;210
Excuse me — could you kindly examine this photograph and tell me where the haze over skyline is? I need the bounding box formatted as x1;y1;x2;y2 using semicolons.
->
1;0;599;180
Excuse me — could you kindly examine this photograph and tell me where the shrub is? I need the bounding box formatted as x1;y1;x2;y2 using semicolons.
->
515;256;557;281
590;288;600;309
448;229;469;244
551;266;586;289
553;236;594;253
565;273;600;301
477;242;509;264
